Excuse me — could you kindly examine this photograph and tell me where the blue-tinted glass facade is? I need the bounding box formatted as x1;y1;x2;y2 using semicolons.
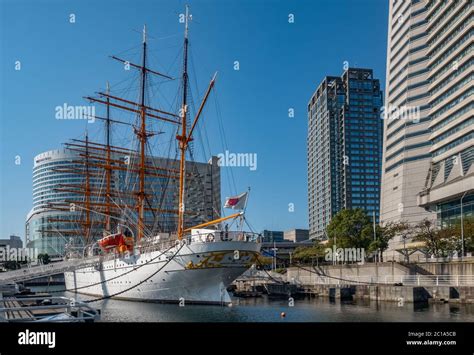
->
308;68;383;239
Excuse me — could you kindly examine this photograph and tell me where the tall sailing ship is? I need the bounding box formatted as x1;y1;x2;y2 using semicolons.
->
50;7;261;304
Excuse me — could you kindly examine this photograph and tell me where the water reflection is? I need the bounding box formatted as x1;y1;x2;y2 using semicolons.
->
31;287;474;322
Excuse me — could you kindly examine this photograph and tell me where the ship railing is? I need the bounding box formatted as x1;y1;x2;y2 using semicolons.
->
189;231;261;244
290;274;474;286
0;296;100;323
81;232;262;261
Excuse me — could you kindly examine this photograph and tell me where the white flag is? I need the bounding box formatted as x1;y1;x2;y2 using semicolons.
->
224;192;248;210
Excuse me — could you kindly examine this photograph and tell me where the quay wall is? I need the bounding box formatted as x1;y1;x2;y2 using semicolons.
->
286;261;474;280
413;262;474;276
287;262;474;303
303;285;474;303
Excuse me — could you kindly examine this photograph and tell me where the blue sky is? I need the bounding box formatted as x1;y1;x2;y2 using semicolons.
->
0;0;388;241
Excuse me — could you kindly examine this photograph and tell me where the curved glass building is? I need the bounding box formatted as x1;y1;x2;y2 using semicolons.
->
26;149;221;258
25;149;95;256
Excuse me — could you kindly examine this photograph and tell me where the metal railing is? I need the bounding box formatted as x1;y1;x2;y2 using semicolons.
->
291;274;474;287
0;257;102;284
189;231;261;244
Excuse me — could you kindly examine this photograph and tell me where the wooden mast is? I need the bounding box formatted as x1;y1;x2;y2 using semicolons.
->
177;6;190;240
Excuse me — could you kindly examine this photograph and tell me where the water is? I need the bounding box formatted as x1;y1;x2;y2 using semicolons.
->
30;286;474;322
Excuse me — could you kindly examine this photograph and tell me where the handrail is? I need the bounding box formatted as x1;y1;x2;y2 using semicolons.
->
291;274;474;286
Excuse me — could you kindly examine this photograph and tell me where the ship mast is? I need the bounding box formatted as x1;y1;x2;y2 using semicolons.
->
137;25;148;242
176;6;219;239
177;6;190;240
84;132;92;244
105;81;112;234
47;12;219;246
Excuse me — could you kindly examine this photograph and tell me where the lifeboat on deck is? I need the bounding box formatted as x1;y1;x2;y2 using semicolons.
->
98;232;134;253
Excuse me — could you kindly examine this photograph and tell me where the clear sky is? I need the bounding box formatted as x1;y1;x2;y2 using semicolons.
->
0;0;389;241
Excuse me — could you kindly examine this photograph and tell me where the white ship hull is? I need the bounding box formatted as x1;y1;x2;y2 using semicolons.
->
65;240;261;305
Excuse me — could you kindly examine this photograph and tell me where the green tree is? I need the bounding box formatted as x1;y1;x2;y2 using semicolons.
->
326;209;372;250
367;221;409;262
292;243;325;264
413;219;457;257
462;217;474;253
443;216;474;255
3;260;21;270
37;253;51;265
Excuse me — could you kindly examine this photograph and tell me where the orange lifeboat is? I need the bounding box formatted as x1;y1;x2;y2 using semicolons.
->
98;233;134;253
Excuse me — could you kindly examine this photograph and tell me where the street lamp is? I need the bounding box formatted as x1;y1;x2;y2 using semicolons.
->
460;191;468;260
402;234;408;263
271;241;278;271
373;211;377;263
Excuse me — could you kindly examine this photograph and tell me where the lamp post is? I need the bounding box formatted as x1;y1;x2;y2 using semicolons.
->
373;211;377;263
271;241;278;271
402;234;407;263
460;191;468;260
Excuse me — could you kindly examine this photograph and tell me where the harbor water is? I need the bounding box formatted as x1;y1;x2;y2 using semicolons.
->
31;286;474;322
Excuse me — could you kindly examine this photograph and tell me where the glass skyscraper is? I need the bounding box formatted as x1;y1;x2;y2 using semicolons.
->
307;68;383;239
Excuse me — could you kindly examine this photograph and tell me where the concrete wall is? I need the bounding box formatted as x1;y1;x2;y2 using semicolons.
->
287;261;474;281
287;261;474;303
414;262;474;276
287;262;411;281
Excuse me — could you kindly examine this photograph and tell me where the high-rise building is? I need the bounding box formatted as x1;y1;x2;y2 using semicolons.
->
381;0;433;230
382;1;472;254
307;68;383;239
417;0;473;228
25;149;221;257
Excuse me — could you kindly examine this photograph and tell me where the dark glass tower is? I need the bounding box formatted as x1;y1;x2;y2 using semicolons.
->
307;68;383;239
